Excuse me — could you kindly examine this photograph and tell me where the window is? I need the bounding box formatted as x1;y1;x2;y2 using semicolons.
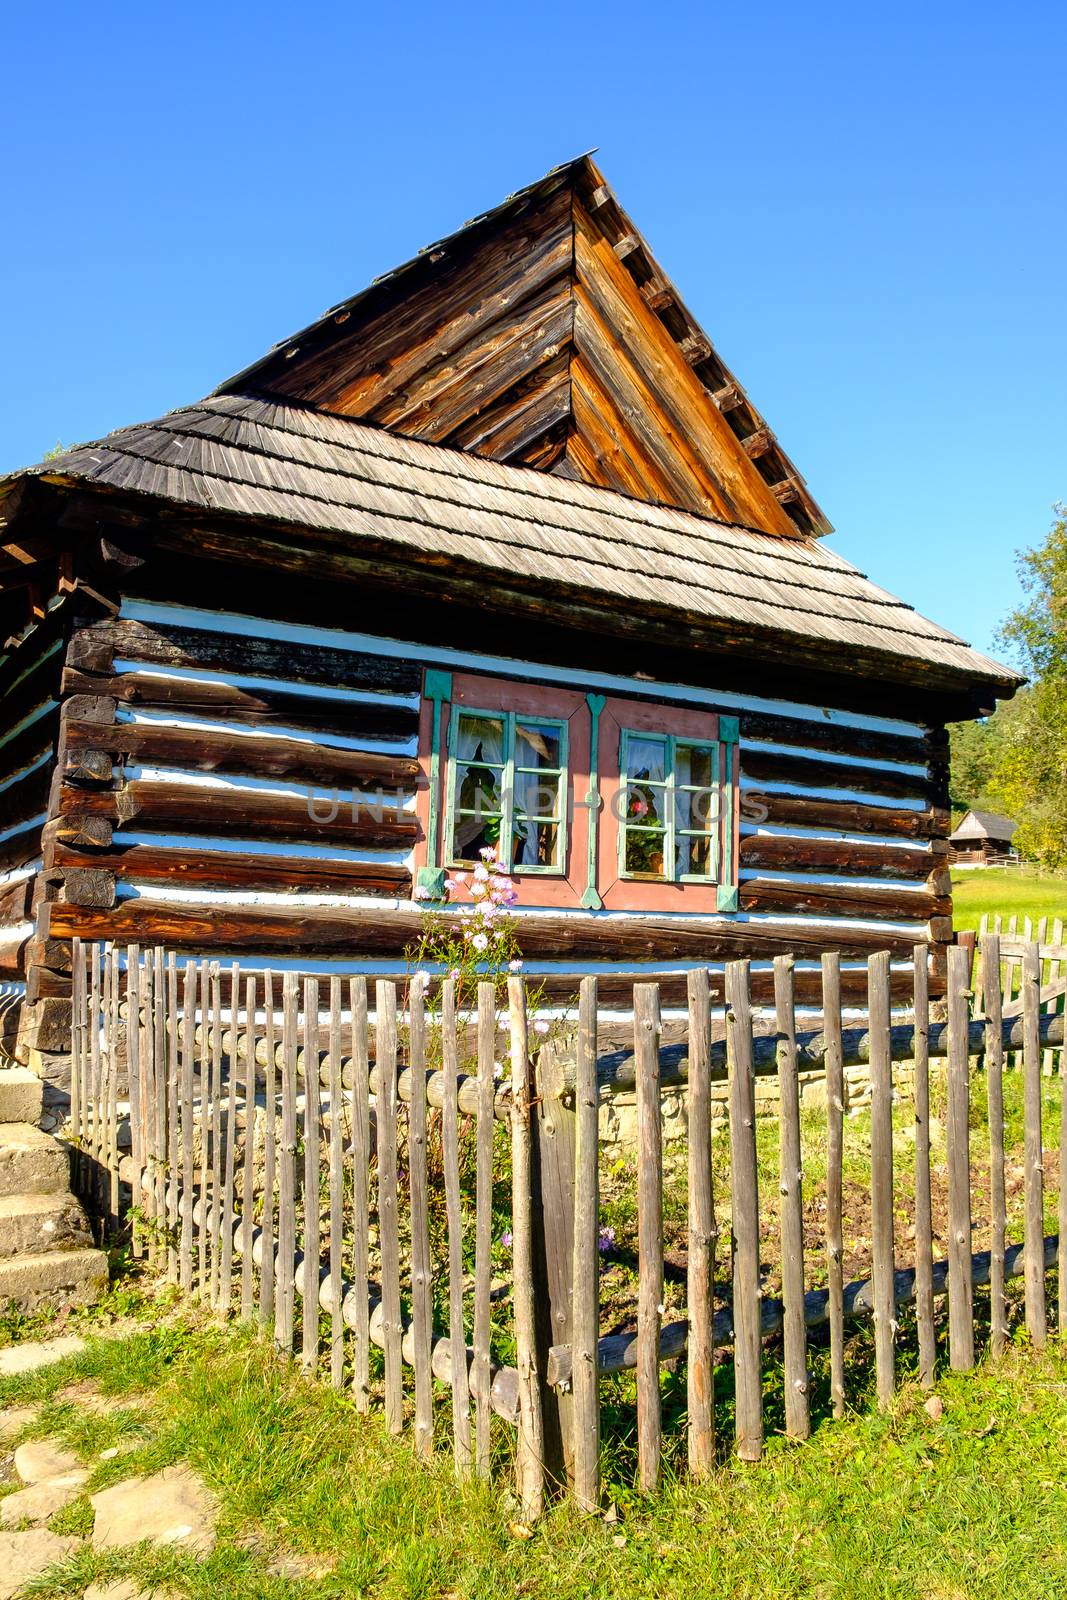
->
446;707;568;873
618;731;720;883
414;668;737;913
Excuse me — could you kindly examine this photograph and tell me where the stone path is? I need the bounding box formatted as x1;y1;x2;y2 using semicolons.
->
0;1340;217;1598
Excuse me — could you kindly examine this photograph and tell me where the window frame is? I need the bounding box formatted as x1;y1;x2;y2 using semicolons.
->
616;728;722;885
443;704;570;877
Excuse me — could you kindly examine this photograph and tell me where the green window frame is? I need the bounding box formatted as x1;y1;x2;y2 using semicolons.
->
444;707;569;875
617;729;722;884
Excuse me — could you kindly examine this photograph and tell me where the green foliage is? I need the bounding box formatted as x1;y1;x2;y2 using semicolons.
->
951;504;1067;867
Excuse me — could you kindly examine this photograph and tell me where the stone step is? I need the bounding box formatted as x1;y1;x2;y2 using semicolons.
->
0;1124;71;1199
0;1068;43;1126
0;1192;93;1258
0;1248;107;1313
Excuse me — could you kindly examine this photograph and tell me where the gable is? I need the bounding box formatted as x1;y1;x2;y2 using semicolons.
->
218;157;829;539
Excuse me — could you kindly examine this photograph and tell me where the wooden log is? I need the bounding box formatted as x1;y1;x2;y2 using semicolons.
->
218;964;240;1312
740;879;945;923
46;899;931;962
1021;943;1046;1347
165;954;179;1281
982;935;1008;1356
153;949;167;1275
822;951;846;1417
868;951;897;1403
301;978;321;1374
739;833;935;882
473;982;496;1478
408;981;432;1453
532;1023;577;1492
207;963;223;1305
912;946;936;1385
375;979;403;1433
685;966;715;1476
571;976;601;1513
635;982;663;1495
276;971;298;1353
741;746;935;802
946;943;975;1370
63;717;419;792
179;960;196;1292
726;959;762;1462
753;792;948;841
259;973;277;1328
126;948;142;1260
240;973;257;1320
508;976;544;1522
775;955;809;1438
56;778;418;848
67;614;421;696
52;840;412;900
325;978;345;1388
441;978;471;1472
349;977;372;1412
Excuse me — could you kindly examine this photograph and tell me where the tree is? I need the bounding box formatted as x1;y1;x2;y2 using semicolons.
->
956;505;1067;868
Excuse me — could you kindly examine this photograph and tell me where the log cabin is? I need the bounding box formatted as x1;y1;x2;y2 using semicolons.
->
948;809;1018;866
0;154;1021;1070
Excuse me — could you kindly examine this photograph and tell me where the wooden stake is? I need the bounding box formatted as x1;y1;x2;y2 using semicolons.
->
869;951;897;1403
912;944;936;1385
572;976;601;1511
408;979;433;1452
241;974;257;1321
166;953;179;1281
208;963;223;1307
822;951;846;1415
1021;942;1046;1347
276;970;298;1355
635;982;663;1494
982;934;1008;1355
219;963;240;1314
441;978;471;1474
946;943;974;1370
349;977;371;1412
686;967;715;1473
508;977;544;1521
259;971;277;1328
726;959;762;1462
302;978;321;1375
328;977;346;1389
179;960;196;1293
375;980;403;1434
775;955;809;1437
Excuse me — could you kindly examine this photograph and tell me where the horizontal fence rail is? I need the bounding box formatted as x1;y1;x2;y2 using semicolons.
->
69;934;1064;1514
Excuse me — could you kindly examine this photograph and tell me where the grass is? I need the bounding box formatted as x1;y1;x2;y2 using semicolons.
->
0;1295;1063;1600
952;867;1067;933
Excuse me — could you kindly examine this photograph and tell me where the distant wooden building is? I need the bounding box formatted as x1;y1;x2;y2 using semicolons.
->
949;809;1018;865
0;154;1021;1068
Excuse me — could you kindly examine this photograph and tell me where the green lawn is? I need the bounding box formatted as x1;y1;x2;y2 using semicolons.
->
952;867;1067;933
1;1287;1065;1600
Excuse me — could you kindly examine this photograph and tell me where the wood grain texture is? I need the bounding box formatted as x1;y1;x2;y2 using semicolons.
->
685;967;715;1476
912;947;936;1385
374;980;403;1431
868;951;898;1402
634;983;663;1494
571;976;601;1513
774;956;809;1437
726;959;762;1461
1021;943;1047;1347
822;952;846;1416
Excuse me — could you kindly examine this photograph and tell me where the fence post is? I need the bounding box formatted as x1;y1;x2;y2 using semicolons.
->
982;934;1008;1356
509;977;545;1521
869;950;897;1404
686;967;716;1474
946;944;975;1370
822;951;846;1417
571;976;601;1513
531;1026;577;1491
775;955;810;1437
635;982;663;1495
1021;943;1047;1347
726;959;762;1462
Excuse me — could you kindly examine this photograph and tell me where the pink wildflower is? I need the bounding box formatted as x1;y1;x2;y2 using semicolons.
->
509;959;523;972
534;1019;550;1035
413;884;432;901
479;846;498;862
471;932;489;953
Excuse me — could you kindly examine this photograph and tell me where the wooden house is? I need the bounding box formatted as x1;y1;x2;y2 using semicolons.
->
0;154;1021;1069
948;809;1018;865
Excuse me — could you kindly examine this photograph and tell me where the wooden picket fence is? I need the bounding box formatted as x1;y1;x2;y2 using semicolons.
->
68;937;1065;1515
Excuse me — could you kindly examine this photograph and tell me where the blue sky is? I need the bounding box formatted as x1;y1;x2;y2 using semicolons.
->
2;2;1064;662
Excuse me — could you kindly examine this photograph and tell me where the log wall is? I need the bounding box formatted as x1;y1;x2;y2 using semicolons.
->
15;550;953;1059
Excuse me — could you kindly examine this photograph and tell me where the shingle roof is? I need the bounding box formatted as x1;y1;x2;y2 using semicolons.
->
4;392;1019;692
950;809;1018;842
